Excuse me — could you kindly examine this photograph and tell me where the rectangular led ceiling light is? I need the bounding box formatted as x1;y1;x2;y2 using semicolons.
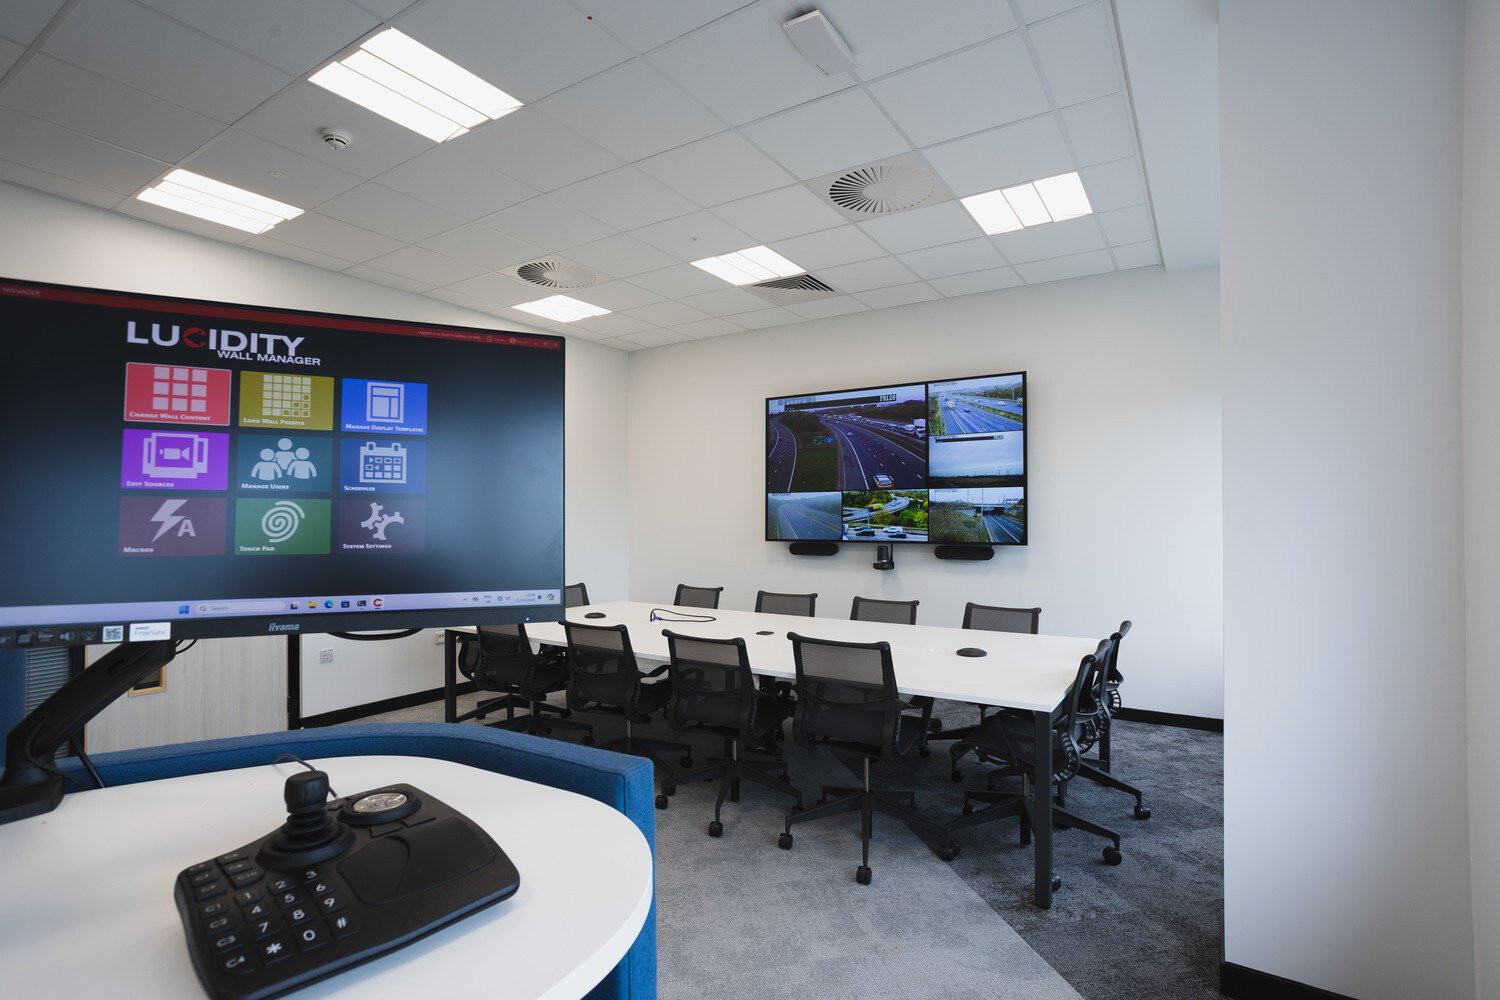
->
690;246;806;286
961;171;1094;235
514;295;611;323
137;169;303;235
310;28;523;143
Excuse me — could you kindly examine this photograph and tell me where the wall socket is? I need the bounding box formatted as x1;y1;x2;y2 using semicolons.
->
318;648;334;664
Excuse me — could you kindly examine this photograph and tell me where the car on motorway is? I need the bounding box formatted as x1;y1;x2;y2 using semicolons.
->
884;526;906;538
873;473;893;487
851;526;876;537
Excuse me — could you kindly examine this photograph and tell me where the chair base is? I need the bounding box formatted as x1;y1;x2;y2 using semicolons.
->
676;748;801;829
955;788;1122;858
594;732;692;785
1075;761;1149;817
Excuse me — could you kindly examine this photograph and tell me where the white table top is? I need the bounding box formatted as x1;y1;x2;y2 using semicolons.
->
522;601;1097;713
0;755;653;1000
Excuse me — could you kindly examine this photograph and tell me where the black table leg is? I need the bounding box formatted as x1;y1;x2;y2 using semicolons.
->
444;630;457;723
1033;707;1053;908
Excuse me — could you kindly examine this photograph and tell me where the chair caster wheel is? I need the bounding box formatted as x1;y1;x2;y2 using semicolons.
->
663;784;677;796
1103;846;1122;866
654;794;668;810
1050;873;1062;892
708;821;723;838
680;755;694;768
856;866;872;885
777;832;793;850
961;802;974;815
950;769;963;783
918;745;931;758
937;842;960;862
1134;804;1152;820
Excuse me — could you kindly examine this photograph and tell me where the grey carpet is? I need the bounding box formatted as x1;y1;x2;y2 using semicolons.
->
352;694;1222;1000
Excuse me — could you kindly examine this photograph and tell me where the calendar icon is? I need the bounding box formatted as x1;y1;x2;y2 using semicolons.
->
358;442;407;485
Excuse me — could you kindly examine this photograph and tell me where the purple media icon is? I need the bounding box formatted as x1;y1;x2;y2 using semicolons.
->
121;428;229;490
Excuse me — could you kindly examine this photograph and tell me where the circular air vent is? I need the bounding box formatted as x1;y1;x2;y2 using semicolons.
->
514;259;598;288
828;163;935;215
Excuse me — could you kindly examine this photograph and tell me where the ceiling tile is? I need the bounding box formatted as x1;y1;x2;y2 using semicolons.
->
362;245;485;286
0;0;67;45
1015;248;1115;283
632;211;750;259
928;266;1024;296
0;107;168;194
711;185;847;243
589;0;748;53
650;1;849;126
672;317;744;339
867;34;1049;147
117;197;258;243
425;286;506;314
1111;240;1161;270
1081;157;1145;211
786;296;869;320
42;0;292;122
1027;1;1120;109
478;195;615;251
923;114;1074;197
134;0;379;76
636;131;794;208
990;216;1106;264
897;237;1006;280
395;0;631;103
550;166;697;230
815;0;1017;79
0;36;25;76
627;263;728;298
186;129;364;209
573;280;665;311
568;312;654;337
265;211;403;263
597;337;646;352
853;282;941;310
566;233;678;278
1098;204;1153;245
624;300;711;327
857;200;982;255
740;88;910;181
1060;92;1136;166
341;263;434;294
0;158;121;208
317;182;467;242
623;329;694;348
248;235;357;271
677;288;769;316
376;146;536;219
1016;0;1093;23
350;0;408;19
418;223;542;271
239;83;438;180
559;327;610;343
771;224;886;271
730;306;802;329
816;256;919;293
447;108;624;193
1;55;224;162
443;272;539;306
539;60;722;162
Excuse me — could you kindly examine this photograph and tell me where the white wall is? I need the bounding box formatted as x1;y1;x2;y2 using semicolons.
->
1220;3;1474;998
625;265;1223;719
0;181;630;728
1463;2;1500;995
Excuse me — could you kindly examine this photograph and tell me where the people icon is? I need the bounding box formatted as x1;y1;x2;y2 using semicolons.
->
287;447;318;480
251;448;281;481
273;437;296;472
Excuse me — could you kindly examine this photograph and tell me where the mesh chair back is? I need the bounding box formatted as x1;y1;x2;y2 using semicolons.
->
849;596;918;624
788;632;899;754
563;583;590;608
662;631;754;734
562;620;638;710
466;623;532;689
674;584;723;609
1105;620;1131;684
962;603;1041;634
755;591;817;616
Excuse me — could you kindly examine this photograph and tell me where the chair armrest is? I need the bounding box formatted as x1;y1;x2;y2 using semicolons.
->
642;663;670;678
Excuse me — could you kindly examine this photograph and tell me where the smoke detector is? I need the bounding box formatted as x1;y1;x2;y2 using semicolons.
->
808;153;951;220
503;258;601;289
319;128;351;151
746;273;838;305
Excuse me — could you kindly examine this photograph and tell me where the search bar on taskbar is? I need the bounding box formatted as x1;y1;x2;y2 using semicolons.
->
195;601;288;615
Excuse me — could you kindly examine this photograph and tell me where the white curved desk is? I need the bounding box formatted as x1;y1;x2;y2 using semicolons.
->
0;755;653;1000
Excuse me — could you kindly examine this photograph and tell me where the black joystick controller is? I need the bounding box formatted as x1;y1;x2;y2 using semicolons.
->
258;769;355;868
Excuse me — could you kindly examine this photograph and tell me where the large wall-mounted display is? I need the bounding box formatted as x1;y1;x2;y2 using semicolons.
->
765;371;1027;545
0;278;566;644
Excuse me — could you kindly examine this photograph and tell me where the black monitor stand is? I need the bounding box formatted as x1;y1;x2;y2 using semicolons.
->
0;640;176;825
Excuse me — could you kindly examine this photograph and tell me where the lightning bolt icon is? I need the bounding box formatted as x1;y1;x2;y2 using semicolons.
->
151;499;188;541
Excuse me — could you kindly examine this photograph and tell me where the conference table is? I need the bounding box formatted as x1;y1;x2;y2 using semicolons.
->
443;601;1098;908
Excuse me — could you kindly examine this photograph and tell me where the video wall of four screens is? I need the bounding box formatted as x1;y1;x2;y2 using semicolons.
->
766;372;1027;546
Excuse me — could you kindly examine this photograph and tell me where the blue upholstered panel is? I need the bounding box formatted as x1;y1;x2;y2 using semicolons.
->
57;723;657;1000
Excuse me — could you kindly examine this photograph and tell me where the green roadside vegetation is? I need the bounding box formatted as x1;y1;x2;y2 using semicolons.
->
927;397;947;435
929;503;991;542
778;411;839;491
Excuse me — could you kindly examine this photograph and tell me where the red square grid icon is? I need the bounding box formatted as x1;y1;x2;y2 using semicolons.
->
123;362;232;425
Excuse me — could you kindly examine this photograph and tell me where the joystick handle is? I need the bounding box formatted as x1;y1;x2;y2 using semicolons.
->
259;769;354;867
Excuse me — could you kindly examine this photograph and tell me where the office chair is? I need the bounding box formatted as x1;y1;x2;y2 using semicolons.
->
673;584;723;609
938;603;1043;768
1072;621;1150;819
660;630;802;836
754;591;817;616
563;582;590;608
776;632;957;885
947;637;1124;884
562;619;692;810
849;595;918;624
452;623;592;740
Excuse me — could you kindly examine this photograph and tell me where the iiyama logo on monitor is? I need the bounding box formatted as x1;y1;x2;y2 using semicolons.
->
267;622;301;633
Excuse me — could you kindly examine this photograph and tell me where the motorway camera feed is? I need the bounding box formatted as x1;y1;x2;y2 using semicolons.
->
765;372;1026;545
